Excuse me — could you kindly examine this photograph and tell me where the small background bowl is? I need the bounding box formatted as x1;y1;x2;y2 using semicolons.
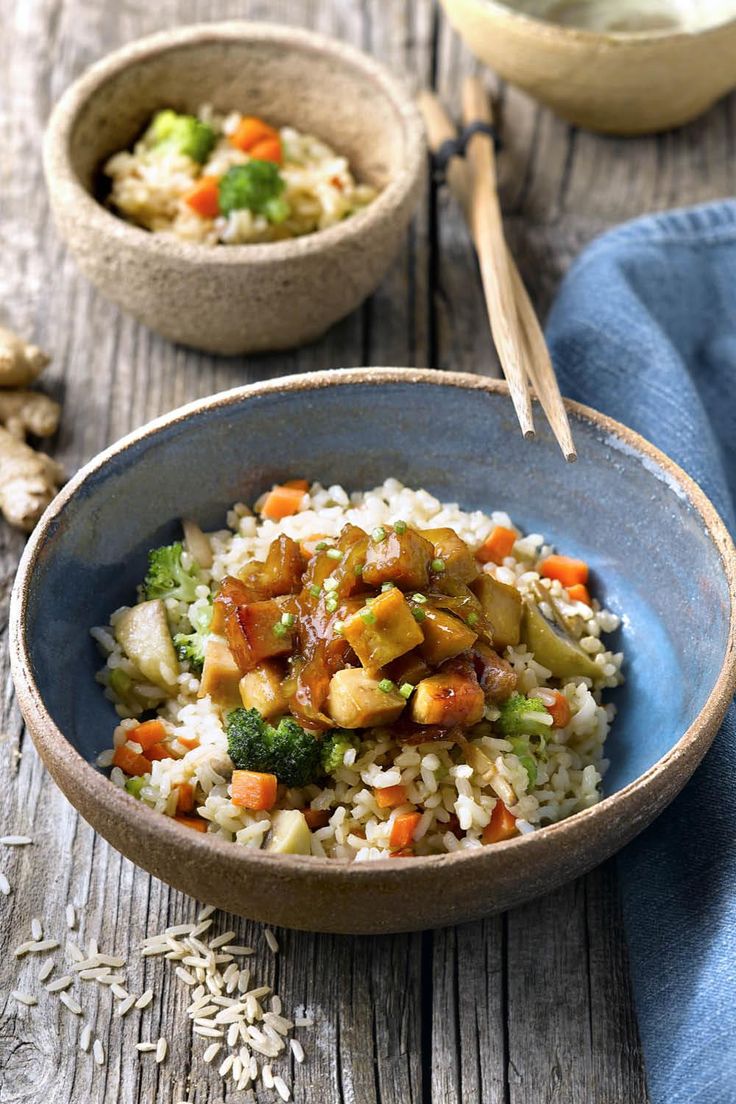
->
43;23;425;354
10;369;736;934
440;0;736;134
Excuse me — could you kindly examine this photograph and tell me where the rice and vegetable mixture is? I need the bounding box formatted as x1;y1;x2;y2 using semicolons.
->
104;107;377;245
93;480;623;861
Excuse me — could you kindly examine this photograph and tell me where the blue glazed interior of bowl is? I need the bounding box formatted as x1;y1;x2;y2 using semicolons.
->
23;377;732;797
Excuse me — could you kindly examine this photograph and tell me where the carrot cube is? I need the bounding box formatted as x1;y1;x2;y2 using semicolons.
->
261;484;306;520
375;784;408;809
389;811;421;850
476;526;517;565
482;801;518;844
112;744;151;777
231;770;278;811
183;176;220;218
539;555;589;588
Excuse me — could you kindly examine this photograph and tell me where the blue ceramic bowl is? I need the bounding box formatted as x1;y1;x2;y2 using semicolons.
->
10;369;736;933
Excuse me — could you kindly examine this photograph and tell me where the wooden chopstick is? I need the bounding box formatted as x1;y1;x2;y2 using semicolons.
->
418;85;577;462
459;79;535;440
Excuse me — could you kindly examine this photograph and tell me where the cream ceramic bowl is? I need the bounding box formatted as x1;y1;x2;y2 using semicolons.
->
440;0;736;133
43;23;425;354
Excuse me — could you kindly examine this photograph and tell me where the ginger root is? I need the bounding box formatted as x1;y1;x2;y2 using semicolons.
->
0;325;62;530
0;325;50;387
0;427;64;531
0;391;60;439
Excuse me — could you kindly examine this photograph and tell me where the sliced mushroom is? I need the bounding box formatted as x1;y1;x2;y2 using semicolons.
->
520;600;600;680
115;599;179;693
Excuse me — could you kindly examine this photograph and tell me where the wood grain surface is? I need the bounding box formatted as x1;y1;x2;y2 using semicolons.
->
2;1;734;1100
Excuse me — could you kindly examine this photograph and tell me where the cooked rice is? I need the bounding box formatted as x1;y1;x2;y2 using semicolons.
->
104;106;376;246
93;480;624;861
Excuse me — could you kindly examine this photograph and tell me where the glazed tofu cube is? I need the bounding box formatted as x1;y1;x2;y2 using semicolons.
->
326;668;407;728
239;534;304;598
239;661;287;720
343;587;423;669
410;670;485;728
198;639;243;707
236;599;293;669
115;599;179;693
472;574;522;649
362;527;434;590
420;527;479;583
473;642;519;702
385;650;431;687
418;607;477;665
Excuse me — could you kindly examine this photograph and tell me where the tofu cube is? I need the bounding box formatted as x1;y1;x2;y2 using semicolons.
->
343;587;423;669
326;668;407;728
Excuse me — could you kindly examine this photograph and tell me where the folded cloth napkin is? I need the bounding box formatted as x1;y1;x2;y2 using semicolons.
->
545;200;736;1104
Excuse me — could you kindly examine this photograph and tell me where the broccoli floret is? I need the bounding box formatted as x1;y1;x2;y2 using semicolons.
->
145;109;216;163
226;708;322;788
174;599;213;673
508;737;538;788
320;730;361;775
218;161;290;222
143;541;201;604
496;694;551;739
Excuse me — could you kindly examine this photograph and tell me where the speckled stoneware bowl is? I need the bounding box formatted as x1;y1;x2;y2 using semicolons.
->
440;0;736;134
42;24;425;354
10;369;736;934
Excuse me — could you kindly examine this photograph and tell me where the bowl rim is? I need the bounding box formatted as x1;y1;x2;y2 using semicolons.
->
10;367;736;881
42;21;426;267
453;0;736;44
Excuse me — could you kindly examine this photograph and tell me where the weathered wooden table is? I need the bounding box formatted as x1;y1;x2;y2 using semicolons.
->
2;2;734;1100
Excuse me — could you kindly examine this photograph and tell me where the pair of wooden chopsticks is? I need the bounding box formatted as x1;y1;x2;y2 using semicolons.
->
418;79;577;462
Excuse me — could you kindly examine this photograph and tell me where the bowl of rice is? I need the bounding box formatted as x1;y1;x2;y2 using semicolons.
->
42;23;425;354
10;369;736;933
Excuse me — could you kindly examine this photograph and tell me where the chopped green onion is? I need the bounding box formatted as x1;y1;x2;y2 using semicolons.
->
323;577;338;592
431;558;446;573
273;622;288;638
394;520;407;534
467;611;479;626
399;682;414;699
381;582;395;592
354;563;364;577
281;611;295;627
371;526;387;543
360;608;376;624
109;668;133;697
412;593;427;604
314;541;328;552
333;620;345;637
326;548;343;560
412;607;426;622
378;678;396;694
309;584;322;599
325;595;338;614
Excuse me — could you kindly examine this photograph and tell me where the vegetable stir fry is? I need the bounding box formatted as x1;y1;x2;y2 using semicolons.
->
95;479;623;858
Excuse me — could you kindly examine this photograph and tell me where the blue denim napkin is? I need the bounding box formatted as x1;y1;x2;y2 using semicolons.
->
546;200;736;1104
